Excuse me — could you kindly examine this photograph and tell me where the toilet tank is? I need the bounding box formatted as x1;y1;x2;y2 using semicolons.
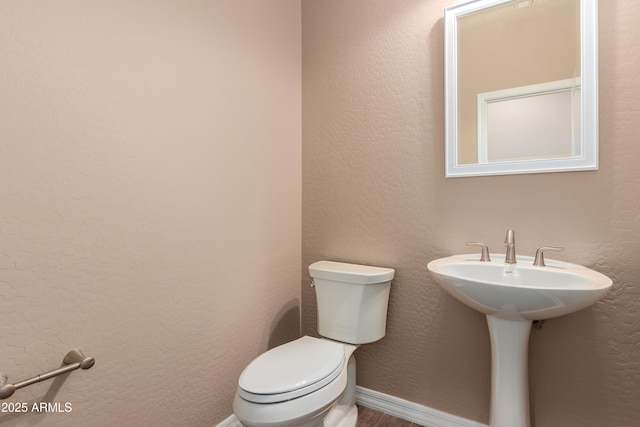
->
309;261;394;344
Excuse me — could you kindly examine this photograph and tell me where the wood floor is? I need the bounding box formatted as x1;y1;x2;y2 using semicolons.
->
355;405;422;427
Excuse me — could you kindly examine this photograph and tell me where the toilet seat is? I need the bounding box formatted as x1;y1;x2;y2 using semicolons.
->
238;336;345;404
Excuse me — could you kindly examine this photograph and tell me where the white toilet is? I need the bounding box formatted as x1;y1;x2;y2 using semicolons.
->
233;260;394;427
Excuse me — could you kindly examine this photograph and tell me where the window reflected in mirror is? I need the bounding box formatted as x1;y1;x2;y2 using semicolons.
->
457;0;580;165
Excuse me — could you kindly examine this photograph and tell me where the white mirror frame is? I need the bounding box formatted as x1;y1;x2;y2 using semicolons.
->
444;0;598;178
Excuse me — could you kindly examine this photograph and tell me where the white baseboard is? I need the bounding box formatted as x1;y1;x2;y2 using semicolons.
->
216;387;488;427
355;387;488;427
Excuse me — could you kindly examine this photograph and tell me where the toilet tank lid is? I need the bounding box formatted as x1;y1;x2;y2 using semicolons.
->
309;261;394;284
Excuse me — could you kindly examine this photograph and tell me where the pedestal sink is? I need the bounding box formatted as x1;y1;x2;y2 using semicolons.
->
427;254;612;427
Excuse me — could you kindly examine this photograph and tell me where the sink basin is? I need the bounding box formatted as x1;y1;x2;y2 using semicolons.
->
428;252;612;427
427;254;612;321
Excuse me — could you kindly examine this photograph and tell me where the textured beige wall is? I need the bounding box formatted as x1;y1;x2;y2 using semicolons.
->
302;1;640;426
0;1;300;426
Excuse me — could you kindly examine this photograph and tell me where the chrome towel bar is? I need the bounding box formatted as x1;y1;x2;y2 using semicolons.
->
0;349;95;400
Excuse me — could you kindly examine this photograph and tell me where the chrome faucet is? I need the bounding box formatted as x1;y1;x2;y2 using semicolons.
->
504;229;516;264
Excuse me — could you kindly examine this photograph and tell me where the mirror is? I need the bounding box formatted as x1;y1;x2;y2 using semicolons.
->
444;0;598;178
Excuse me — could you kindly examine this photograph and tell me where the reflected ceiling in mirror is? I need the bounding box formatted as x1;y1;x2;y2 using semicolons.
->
444;0;598;178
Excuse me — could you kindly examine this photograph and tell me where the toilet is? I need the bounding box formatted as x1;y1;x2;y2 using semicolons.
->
233;260;394;427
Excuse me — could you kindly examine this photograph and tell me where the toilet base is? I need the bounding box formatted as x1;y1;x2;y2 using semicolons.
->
323;353;357;427
323;404;357;427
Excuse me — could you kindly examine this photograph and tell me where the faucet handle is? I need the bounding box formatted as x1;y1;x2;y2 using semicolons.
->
533;246;564;267
466;242;491;262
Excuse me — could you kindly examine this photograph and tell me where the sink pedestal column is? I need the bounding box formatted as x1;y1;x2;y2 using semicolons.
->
486;315;532;427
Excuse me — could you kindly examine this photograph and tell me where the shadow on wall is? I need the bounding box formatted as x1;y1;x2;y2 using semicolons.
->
268;299;301;349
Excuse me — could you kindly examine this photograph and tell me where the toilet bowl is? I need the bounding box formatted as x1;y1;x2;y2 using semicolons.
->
233;261;394;427
233;336;358;427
